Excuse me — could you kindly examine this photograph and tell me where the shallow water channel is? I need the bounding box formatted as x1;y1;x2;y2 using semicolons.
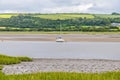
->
0;41;120;60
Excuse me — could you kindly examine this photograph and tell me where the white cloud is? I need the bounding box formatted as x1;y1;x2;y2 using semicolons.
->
42;3;93;13
0;0;119;13
0;10;18;13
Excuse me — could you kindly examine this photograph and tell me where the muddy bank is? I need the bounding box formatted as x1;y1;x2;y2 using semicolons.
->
0;34;120;42
2;59;120;75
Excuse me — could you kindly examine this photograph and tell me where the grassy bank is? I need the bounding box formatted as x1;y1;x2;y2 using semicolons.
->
0;31;120;35
0;72;120;80
0;54;120;80
0;54;32;65
0;65;3;70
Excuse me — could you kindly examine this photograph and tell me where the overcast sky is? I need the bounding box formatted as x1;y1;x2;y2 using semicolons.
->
0;0;119;14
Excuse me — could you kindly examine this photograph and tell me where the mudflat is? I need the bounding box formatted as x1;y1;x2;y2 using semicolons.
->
0;34;120;42
2;58;120;75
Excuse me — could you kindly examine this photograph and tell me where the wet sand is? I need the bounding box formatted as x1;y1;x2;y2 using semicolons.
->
2;59;120;75
0;34;120;42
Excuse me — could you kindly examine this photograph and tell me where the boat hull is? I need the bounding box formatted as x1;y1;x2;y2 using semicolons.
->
56;39;65;42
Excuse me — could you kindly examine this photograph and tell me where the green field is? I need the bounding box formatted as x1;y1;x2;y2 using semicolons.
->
0;13;94;19
34;14;94;20
0;14;18;18
0;13;120;20
0;31;120;34
0;71;120;80
94;14;120;18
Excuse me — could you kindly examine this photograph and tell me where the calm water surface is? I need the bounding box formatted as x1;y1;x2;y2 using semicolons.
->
0;41;120;60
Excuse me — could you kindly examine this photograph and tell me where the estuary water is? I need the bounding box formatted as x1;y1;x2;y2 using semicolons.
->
0;41;120;60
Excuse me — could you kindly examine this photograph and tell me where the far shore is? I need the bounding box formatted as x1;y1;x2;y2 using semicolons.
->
0;34;120;42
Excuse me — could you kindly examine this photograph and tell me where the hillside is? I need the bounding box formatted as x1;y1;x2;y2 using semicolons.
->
94;14;120;18
0;13;120;32
0;13;94;19
0;13;120;19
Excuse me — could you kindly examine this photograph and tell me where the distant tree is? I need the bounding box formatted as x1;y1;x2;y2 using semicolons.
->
112;12;120;15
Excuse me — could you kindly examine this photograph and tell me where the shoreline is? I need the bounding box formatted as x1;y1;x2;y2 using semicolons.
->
2;58;120;75
0;34;120;42
1;34;120;75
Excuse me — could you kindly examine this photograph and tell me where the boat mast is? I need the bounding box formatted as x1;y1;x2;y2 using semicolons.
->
59;20;61;35
56;15;64;42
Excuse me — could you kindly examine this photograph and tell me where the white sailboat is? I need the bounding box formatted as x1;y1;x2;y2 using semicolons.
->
56;20;65;42
56;35;65;42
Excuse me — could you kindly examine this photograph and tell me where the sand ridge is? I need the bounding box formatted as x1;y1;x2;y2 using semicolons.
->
0;34;120;42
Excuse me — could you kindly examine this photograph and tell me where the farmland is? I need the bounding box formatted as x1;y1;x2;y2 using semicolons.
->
34;14;94;20
0;14;17;18
94;14;120;18
0;13;120;19
0;31;120;34
0;13;94;19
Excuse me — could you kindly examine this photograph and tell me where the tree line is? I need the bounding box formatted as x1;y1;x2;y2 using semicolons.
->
0;15;120;32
